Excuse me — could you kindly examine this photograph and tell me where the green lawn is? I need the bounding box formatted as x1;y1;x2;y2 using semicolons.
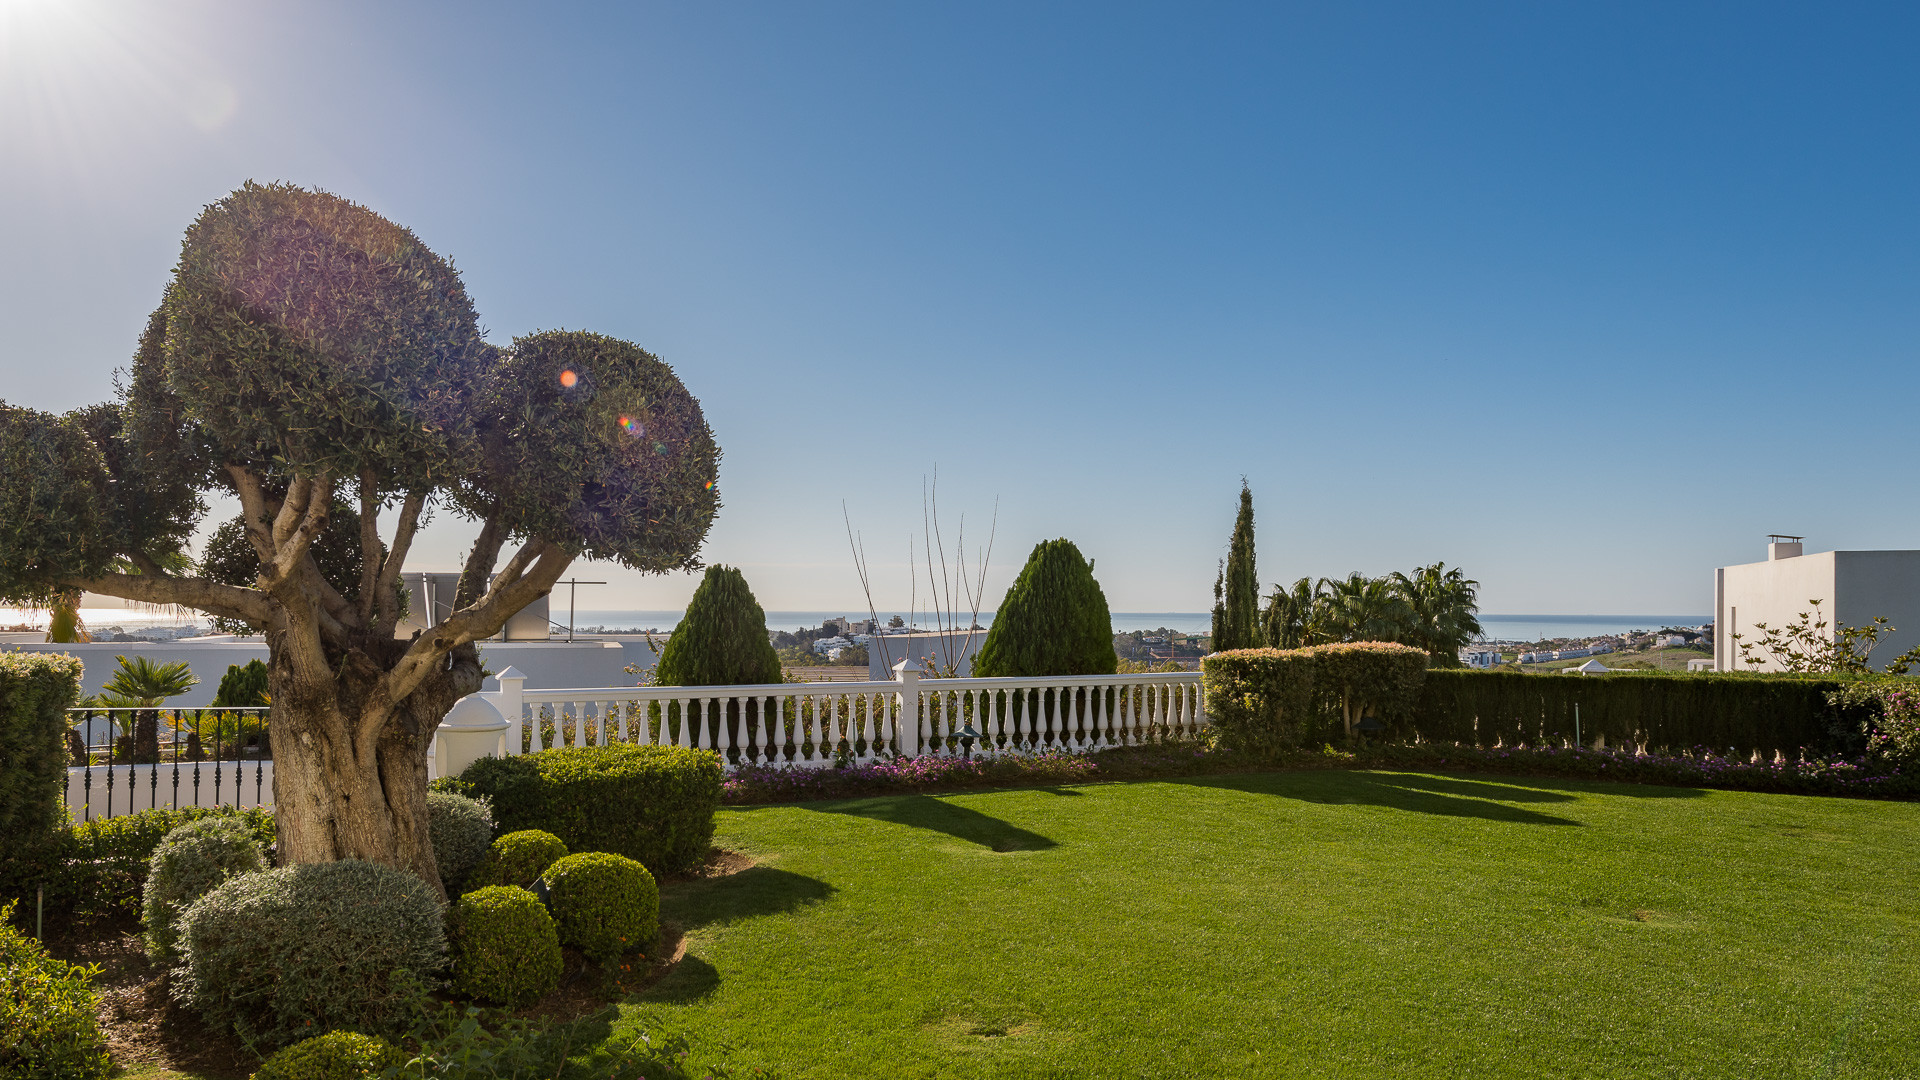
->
620;772;1920;1079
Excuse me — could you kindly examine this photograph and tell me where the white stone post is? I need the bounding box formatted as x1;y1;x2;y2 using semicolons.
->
892;658;924;758
436;694;509;780
493;665;526;756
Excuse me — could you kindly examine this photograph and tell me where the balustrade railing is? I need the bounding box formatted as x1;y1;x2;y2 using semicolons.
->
63;707;273;821
495;667;1206;768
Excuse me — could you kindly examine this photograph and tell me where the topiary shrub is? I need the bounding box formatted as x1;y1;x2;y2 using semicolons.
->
251;1030;404;1080
541;852;658;963
462;744;721;877
175;859;446;1048
467;829;569;889
6;806;276;923
652;565;782;687
1201;648;1319;755
973;538;1117;679
427;790;494;893
1309;642;1430;737
143;816;265;962
0;901;111;1080
0;652;83;849
448;885;563;1005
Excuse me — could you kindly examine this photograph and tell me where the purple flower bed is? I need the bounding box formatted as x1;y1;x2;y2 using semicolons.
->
723;749;1099;804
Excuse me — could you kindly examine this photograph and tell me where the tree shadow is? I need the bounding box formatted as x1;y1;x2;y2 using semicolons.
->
1173;772;1586;826
633;953;720;1003
1362;773;1578;804
662;866;837;934
810;794;1058;851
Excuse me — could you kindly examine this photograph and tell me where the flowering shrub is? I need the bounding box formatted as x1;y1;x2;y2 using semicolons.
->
723;749;1099;804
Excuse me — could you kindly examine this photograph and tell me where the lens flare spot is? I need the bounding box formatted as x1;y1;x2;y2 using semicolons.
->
704;480;714;490
618;415;645;437
558;369;578;389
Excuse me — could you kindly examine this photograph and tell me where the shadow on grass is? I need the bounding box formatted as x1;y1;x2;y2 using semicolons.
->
810;794;1059;851
664;866;837;934
634;953;721;1003
1174;772;1588;826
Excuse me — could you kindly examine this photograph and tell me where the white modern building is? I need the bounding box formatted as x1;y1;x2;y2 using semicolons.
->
1714;535;1920;672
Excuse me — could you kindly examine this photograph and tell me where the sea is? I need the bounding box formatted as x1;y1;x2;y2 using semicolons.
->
3;607;1708;642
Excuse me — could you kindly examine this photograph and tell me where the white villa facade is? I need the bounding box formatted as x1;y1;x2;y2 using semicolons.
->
1714;536;1920;672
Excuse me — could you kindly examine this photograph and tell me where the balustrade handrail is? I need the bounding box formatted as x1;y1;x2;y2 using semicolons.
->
518;670;1202;702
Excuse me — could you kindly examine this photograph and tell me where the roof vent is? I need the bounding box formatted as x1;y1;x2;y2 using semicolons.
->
1768;534;1804;561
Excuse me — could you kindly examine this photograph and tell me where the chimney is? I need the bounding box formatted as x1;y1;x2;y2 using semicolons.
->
1768;534;1804;561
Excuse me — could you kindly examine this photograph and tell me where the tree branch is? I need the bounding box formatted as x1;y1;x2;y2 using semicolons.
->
357;470;382;620
381;538;573;708
455;503;509;611
261;475;334;593
227;464;276;564
72;570;271;626
128;550;168;579
373;489;426;637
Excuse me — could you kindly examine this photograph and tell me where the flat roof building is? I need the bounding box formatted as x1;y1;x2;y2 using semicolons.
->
1714;536;1920;672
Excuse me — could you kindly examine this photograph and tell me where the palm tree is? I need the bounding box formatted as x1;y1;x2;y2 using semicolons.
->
99;655;198;763
1318;572;1411;644
1389;563;1483;666
1262;576;1322;649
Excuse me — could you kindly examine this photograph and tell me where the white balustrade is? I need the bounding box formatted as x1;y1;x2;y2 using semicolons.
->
459;665;1206;770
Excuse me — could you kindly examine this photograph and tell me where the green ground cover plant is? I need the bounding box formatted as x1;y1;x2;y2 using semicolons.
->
625;772;1920;1079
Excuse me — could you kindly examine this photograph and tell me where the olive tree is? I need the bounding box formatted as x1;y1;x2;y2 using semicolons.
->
0;183;719;891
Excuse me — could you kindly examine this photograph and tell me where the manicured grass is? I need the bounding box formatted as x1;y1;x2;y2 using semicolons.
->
620;771;1920;1079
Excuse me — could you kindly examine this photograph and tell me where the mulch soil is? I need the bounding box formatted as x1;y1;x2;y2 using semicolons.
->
47;848;754;1079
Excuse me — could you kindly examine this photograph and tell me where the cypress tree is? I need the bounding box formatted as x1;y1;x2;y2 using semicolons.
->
974;539;1118;677
654;565;783;687
1210;561;1225;651
1220;482;1258;651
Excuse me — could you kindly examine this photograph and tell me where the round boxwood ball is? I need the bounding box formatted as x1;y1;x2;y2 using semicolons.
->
467;829;569;890
143;816;265;962
175;860;445;1048
251;1030;403;1080
448;885;563;1006
427;790;495;892
540;852;658;963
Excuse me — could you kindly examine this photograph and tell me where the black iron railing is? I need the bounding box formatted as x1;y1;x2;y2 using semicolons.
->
64;707;272;821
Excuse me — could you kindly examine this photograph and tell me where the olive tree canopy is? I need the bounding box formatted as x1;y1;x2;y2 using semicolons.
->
0;183;720;888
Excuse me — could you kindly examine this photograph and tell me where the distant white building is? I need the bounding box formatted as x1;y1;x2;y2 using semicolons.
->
1715;535;1920;672
1461;650;1503;668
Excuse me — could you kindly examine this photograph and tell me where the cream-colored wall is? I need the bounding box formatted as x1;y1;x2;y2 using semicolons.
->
1718;552;1836;672
1718;549;1920;671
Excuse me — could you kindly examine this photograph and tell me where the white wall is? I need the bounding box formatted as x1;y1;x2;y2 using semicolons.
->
3;636;661;706
1717;548;1920;672
865;630;988;678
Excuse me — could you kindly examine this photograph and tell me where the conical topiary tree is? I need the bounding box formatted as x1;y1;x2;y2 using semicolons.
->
653;566;782;756
653;565;782;687
974;539;1117;678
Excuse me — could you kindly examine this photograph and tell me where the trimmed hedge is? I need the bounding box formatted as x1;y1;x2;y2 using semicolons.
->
0;652;83;847
1414;669;1849;755
461;745;722;877
0;901;111;1080
1201;648;1317;754
467;829;569;890
175;859;446;1048
541;852;658;963
2;805;275;924
1201;642;1429;752
448;885;563;1005
143;816;265;962
251;1031;404;1080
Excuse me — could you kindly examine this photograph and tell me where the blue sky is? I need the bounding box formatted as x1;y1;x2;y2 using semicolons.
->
3;1;1916;615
